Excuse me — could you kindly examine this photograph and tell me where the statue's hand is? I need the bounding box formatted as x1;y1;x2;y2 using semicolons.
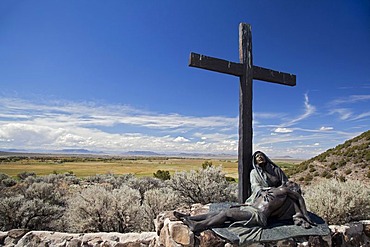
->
293;213;316;228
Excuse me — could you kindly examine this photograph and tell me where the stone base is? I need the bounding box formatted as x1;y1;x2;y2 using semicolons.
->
0;230;157;247
0;209;369;247
153;205;370;247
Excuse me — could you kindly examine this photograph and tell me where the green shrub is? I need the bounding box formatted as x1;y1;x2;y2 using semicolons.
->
345;169;352;175
1;178;16;187
309;167;316;172
304;179;370;224
17;171;36;180
226;176;236;182
321;170;329;177
330;163;337;170
304;174;313;182
202;160;213;169
338;175;346;182
153;170;171;180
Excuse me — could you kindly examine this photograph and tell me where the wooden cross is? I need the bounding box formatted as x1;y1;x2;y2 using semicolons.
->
189;23;296;203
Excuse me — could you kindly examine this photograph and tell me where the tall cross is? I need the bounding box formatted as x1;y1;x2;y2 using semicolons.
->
189;23;296;203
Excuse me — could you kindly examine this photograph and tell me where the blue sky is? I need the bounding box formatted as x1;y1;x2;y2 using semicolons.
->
0;1;369;158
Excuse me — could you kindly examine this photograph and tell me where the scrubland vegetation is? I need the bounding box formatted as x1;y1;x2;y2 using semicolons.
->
1;129;369;233
1;162;369;233
0;165;237;233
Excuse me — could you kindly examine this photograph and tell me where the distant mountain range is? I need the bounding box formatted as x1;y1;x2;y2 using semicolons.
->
0;148;237;158
0;148;300;159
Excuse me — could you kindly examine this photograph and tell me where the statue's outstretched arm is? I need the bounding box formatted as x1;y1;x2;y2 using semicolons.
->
286;189;315;225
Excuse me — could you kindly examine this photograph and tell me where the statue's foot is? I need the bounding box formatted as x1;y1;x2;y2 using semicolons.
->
294;217;312;229
302;220;312;229
182;217;194;230
174;211;190;219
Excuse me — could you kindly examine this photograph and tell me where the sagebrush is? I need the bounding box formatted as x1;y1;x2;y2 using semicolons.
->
304;178;370;224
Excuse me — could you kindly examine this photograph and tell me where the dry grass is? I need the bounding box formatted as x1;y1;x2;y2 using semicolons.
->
0;158;240;178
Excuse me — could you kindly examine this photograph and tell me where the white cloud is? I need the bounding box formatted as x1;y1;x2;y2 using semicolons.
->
173;136;190;143
319;126;333;131
274;127;293;133
0;96;367;159
0;97;238;154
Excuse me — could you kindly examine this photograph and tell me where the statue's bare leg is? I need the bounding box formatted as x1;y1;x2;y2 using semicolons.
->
174;211;219;221
183;208;253;232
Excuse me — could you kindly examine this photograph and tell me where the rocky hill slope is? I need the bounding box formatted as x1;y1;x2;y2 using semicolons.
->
289;130;370;185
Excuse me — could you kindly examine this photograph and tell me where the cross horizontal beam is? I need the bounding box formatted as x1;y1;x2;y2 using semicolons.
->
189;52;296;86
189;52;244;76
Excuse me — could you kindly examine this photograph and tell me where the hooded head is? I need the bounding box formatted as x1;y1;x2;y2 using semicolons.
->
252;151;274;168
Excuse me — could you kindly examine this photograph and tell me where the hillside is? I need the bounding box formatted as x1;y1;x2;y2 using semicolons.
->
288;130;370;185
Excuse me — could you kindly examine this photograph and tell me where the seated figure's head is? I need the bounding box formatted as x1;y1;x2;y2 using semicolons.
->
253;151;267;166
284;181;302;194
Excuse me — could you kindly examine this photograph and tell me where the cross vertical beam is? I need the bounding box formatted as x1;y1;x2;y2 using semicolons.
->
238;24;253;202
188;23;296;203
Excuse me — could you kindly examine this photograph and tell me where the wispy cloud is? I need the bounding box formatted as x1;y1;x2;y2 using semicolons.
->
329;108;353;120
330;94;370;106
0;96;367;159
0;97;238;154
285;93;316;126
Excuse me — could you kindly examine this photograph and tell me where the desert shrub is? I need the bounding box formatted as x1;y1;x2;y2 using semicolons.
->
309;167;316;172
338;175;346;182
202;160;213;169
0;195;24;230
321;170;328;177
85;173;119;186
330;163;337;170
226;176;236;182
140;187;183;231
366;152;370;162
1;178;16;187
304;179;370;224
0;173;9;181
66;185;141;233
304;174;313;182
0;194;64;231
125;176;165;204
39;173;80;185
17;171;36;180
24;182;66;206
85;173;136;189
169;166;237;205
153;170;171;180
345;169;352;175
